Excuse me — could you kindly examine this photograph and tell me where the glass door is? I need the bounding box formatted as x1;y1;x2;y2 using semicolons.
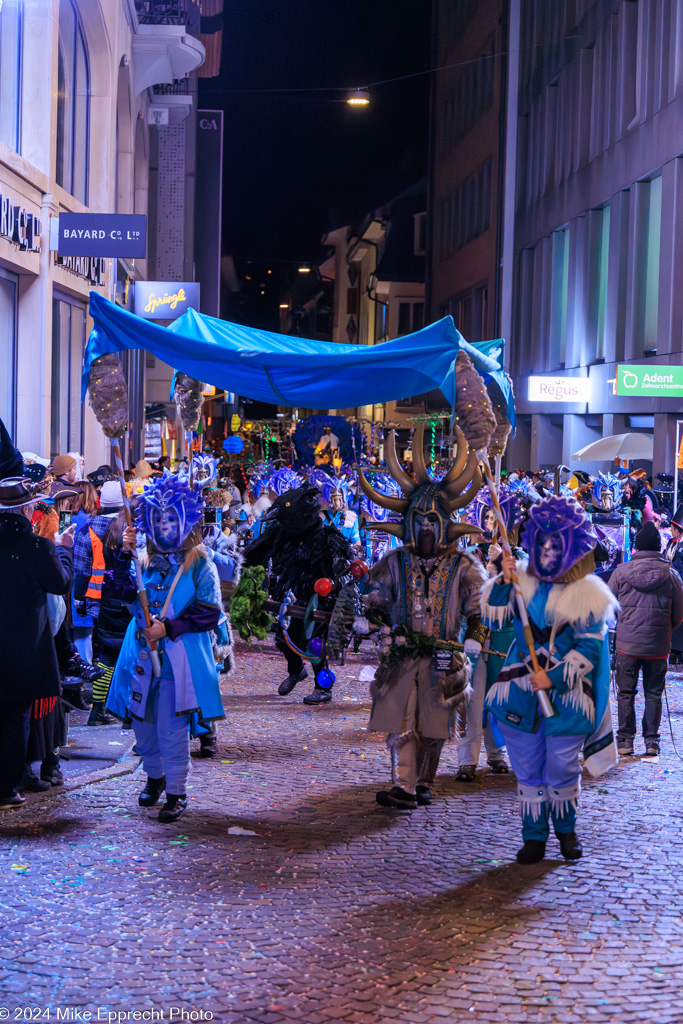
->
51;292;86;457
0;268;18;435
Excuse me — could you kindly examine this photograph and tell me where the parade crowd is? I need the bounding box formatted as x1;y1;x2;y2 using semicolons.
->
1;416;681;865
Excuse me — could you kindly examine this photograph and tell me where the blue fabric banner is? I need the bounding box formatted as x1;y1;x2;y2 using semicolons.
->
82;292;464;411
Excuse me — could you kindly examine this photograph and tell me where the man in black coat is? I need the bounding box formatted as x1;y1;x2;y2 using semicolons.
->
0;477;74;808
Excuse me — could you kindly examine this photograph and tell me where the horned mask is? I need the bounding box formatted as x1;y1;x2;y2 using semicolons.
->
357;424;483;556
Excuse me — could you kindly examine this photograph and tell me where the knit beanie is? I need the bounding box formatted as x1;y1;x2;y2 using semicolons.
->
635;521;661;552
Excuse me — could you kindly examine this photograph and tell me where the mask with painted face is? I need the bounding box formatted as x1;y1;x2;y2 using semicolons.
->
191;453;218;489
466;485;523;540
136;474;205;553
521;495;597;582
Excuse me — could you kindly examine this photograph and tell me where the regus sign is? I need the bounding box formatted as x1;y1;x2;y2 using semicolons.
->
616;364;683;396
528;376;591;403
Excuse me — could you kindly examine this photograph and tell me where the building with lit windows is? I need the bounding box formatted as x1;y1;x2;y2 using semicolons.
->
0;0;206;469
506;0;683;477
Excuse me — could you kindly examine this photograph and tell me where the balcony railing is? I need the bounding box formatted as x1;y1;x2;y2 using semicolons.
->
135;0;197;27
152;77;190;95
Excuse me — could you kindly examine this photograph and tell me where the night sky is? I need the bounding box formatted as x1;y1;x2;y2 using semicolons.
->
200;0;432;269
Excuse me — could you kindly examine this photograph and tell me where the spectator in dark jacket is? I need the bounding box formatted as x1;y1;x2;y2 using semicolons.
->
664;505;683;662
0;477;74;808
608;521;683;757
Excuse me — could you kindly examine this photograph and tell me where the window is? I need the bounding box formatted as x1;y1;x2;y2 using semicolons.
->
642;176;661;353
595;205;610;360
397;301;424;336
51;293;86;457
56;0;89;203
0;1;22;152
439;160;492;260
450;283;488;342
0;269;18;434
549;228;570;366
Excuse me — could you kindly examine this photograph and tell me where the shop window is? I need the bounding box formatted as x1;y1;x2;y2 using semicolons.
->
549;228;570;366
56;0;89;203
595;206;610;360
0;1;22;152
642;175;661;354
51;293;86;458
0;270;18;434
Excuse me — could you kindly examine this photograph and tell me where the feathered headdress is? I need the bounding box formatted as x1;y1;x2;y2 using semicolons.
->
136;474;205;550
266;467;303;496
466;485;523;537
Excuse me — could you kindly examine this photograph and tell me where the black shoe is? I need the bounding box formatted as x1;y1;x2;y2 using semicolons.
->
456;764;477;782
87;701;114;726
487;759;510;774
61;682;91;712
196;735;217;758
19;768;51;793
158;793;187;822
139;776;166;807
558;832;583;860
41;764;64;787
645;744;660;757
516;840;547;864
416;785;433;806
375;786;417;809
302;686;332;705
0;793;26;810
278;667;308;696
67;656;106;683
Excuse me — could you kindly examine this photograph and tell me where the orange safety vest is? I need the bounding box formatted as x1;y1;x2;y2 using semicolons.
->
85;527;105;600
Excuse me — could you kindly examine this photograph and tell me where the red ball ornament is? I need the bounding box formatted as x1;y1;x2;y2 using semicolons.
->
314;577;333;597
349;559;369;579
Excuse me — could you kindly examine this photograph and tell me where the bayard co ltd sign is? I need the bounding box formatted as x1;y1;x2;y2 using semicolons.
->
527;376;591;403
0;191;41;252
615;364;683;397
58;213;146;258
134;281;200;320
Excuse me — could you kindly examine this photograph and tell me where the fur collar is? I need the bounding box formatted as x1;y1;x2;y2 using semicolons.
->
515;567;618;628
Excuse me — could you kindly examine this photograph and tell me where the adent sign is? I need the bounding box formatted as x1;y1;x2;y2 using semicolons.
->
528;376;591;403
616;364;683;397
58;213;146;257
134;281;200;319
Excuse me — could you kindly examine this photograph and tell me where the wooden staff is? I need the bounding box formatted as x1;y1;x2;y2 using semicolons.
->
111;440;162;678
482;458;555;718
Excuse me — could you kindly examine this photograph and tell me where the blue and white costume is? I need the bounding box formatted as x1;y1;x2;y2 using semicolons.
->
481;496;618;852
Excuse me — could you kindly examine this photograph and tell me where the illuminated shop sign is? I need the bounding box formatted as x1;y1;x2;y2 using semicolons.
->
615;364;683;397
134;281;200;319
0;192;40;252
527;376;591;403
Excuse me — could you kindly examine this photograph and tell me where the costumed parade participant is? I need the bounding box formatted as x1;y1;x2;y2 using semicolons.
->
482;495;618;863
107;474;225;823
190;452;241;757
251;467;302;538
241;482;354;704
314;424;340;464
357;425;487;809
359;473;403;565
320;476;361;549
455;485;528;779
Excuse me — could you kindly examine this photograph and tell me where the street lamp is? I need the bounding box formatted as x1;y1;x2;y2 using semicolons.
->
346;89;370;107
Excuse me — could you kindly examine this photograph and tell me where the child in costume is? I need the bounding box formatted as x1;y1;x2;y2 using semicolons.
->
107;475;224;822
481;496;618;863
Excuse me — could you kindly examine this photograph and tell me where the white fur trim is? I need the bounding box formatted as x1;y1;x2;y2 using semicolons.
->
485;664;533;707
344;510;358;528
480;573;516;628
517;782;549;820
548;779;581;818
545;573;619;629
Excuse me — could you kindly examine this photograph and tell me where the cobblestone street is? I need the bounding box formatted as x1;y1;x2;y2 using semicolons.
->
2;641;683;1024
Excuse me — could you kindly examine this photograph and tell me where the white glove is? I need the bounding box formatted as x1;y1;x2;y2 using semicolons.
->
464;638;482;657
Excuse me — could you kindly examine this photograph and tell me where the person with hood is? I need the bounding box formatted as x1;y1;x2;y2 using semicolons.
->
608;521;683;757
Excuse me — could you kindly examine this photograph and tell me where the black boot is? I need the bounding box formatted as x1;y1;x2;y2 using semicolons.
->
19;767;51;793
67;656;105;683
516;840;547;864
376;786;417;809
197;733;217;758
41;755;64;787
558;832;583;860
158;793;187;822
302;685;332;705
138;776;166;807
416;785;433;806
87;701;114;726
61;681;91;712
278;667;308;696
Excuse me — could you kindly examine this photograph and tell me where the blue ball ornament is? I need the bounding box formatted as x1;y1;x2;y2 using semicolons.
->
308;637;323;657
315;668;335;689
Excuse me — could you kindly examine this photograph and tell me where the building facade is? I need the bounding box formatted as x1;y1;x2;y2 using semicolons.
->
0;0;205;471
507;0;683;477
428;0;505;343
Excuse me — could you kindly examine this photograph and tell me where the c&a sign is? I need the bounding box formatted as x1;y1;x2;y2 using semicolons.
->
134;281;200;319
